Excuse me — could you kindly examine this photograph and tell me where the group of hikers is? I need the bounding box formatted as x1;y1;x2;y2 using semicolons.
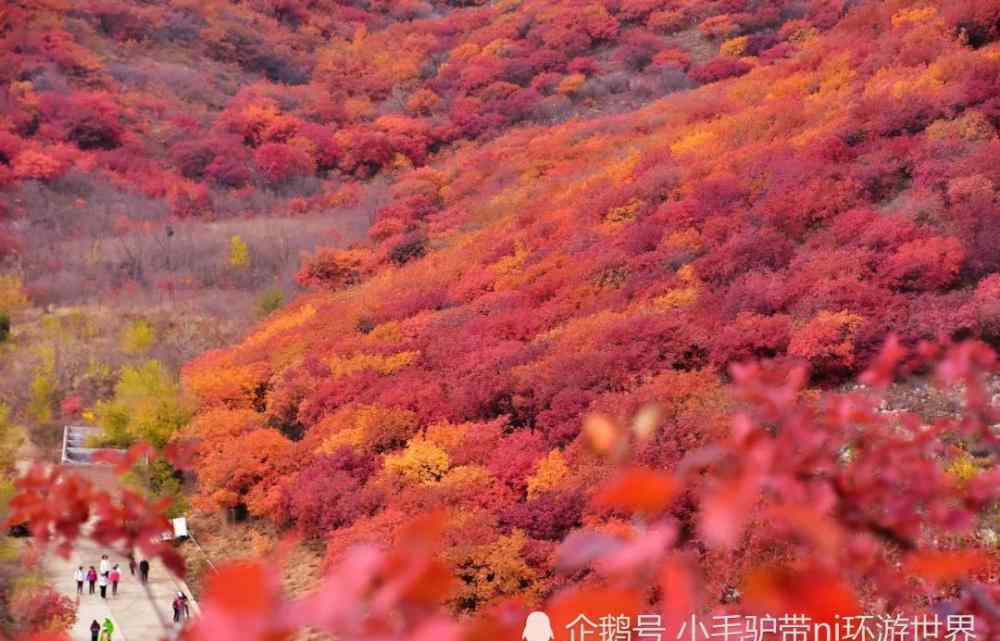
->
74;554;151;600
75;552;191;639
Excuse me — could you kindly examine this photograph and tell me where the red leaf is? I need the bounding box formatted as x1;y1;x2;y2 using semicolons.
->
159;545;188;579
743;565;859;624
904;550;988;584
548;585;643;636
203;561;280;614
461;600;530;641
556;531;624;573
698;475;759;548
860;334;905;388
163;439;198;470
92;441;153;474
596;524;677;577
766;505;842;554
659;553;698;635
593;467;681;516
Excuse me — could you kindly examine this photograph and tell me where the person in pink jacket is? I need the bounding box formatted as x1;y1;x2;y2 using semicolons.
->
86;566;98;594
109;565;121;597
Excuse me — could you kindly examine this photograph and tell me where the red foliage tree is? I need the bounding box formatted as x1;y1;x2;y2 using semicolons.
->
880;236;965;292
280;449;384;536
689;57;753;83
254;142;315;186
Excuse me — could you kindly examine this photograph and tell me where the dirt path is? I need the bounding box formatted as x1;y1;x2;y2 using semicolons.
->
46;533;200;641
15;450;200;641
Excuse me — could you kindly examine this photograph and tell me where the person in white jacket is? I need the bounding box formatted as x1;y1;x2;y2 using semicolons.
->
99;554;110;577
74;566;85;595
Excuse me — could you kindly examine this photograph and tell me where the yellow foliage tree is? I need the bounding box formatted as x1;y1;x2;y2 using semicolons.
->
557;73;587;96
95;360;193;448
0;274;29;313
526;449;571;499
384;437;450;484
229;235;251;270
27;345;56;424
720;36;749;57
357;405;419;451
327;351;419;379
0;403;24;472
320;404;421;453
120;319;156;354
445;529;541;610
424;421;468;455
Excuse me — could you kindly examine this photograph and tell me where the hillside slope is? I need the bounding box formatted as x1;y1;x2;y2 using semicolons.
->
2;0;906;305
180;0;1000;611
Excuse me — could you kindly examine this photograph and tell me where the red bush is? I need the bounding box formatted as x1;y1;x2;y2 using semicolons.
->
880;236;965;292
689;57;753;83
254;142;315;186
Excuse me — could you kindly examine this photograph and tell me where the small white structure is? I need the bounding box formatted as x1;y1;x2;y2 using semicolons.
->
61;425;124;465
160;517;189;542
172;517;189;539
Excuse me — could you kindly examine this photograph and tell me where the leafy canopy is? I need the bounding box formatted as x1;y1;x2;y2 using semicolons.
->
95;360;193;448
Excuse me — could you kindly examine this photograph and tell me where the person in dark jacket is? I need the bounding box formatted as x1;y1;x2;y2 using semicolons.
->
90;619;101;641
138;558;150;583
98;571;108;599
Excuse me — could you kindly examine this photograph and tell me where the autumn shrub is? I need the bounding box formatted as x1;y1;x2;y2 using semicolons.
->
387;232;428;266
256;287;284;317
689;57;753;83
296;247;365;290
710;312;792;368
8;585;76;636
942;0;1000;48
255;142;315;186
614;30;665;70
195;427;295;516
281;449;383;536
788;310;865;381
39;92;123;151
879;236;965;291
499;489;585;540
973;274;1000;345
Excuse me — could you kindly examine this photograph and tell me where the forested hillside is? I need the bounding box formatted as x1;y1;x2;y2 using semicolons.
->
3;0;1000;637
7;0;977;303
178;0;1000;613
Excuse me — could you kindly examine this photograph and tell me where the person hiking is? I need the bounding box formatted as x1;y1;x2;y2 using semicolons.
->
75;566;85;595
98;570;108;599
172;593;182;623
138;558;150;583
128;553;137;576
90;619;101;641
180;592;191;620
87;566;97;594
99;554;110;577
102;616;115;641
110;565;121;596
